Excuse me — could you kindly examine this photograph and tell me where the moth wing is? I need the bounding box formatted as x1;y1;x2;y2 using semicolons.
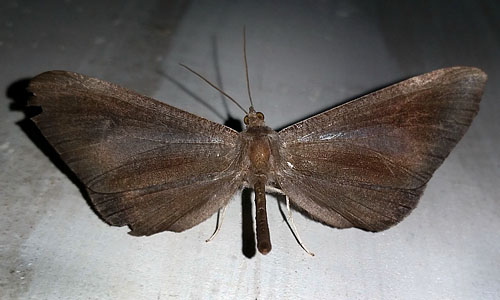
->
277;67;487;231
29;71;243;235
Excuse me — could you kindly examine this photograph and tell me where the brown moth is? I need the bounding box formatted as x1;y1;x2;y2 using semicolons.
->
28;64;486;255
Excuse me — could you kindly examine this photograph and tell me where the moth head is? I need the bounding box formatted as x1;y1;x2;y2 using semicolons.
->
244;106;265;127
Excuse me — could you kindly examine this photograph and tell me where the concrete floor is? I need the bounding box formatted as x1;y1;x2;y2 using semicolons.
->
1;0;499;299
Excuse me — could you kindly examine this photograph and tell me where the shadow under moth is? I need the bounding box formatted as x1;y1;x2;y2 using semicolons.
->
28;55;486;255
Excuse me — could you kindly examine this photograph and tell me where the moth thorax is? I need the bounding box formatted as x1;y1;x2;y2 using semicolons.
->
249;137;271;173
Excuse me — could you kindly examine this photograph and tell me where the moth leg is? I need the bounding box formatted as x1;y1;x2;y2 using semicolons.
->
285;196;315;256
265;185;285;195
206;206;227;242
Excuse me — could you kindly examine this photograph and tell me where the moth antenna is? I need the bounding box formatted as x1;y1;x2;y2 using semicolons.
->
180;63;248;114
243;26;255;109
206;206;227;242
285;196;315;256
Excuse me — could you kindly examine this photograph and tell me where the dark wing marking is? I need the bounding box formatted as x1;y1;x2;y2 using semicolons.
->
277;67;487;231
29;71;243;235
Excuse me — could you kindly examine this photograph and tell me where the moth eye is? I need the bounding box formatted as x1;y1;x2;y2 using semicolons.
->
257;112;264;120
244;116;249;125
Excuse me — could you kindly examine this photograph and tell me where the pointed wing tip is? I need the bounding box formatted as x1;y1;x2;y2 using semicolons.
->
446;66;488;83
28;70;78;91
474;68;488;84
27;70;64;106
28;70;86;109
462;66;487;82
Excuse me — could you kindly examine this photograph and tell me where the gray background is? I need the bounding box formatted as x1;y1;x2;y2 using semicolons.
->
1;0;499;299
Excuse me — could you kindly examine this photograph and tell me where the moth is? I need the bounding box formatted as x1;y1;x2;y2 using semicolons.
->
28;59;486;255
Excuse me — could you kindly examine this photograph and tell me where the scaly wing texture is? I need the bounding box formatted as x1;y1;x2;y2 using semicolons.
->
29;71;243;235
277;67;487;231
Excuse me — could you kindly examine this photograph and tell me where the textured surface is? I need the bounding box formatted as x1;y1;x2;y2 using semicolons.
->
278;67;486;232
1;0;499;299
29;71;242;235
28;67;486;250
